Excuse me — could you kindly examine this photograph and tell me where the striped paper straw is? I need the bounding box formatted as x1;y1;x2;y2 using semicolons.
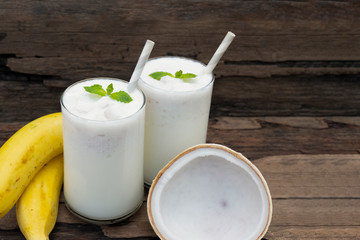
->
203;31;236;74
127;40;155;92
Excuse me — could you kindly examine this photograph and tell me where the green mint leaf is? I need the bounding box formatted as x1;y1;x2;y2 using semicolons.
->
175;70;183;78
149;72;174;80
84;84;106;96
110;91;133;103
178;73;197;79
84;83;133;103
106;83;114;95
149;70;197;81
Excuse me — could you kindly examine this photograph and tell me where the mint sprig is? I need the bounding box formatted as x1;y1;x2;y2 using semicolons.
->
149;70;197;81
84;83;133;103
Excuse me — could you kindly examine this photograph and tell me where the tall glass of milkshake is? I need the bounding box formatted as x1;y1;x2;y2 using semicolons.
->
61;77;145;224
138;57;214;185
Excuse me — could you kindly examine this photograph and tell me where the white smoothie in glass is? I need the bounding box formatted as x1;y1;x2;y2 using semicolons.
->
61;77;145;223
138;56;214;185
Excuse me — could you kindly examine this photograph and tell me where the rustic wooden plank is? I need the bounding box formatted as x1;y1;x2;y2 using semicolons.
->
223;63;360;78
265;226;360;240
211;75;360;117
6;57;137;83
1;74;360;122
254;154;360;198
208;116;360;160
56;199;156;238
6;53;360;80
3;223;360;240
2;117;360;161
0;154;359;239
3;199;360;239
50;224;122;240
0;122;26;142
0;1;360;79
211;117;328;130
272;199;360;227
2;200;360;239
0;203;157;239
0;81;62;122
101;204;156;239
3;200;360;239
54;198;360;238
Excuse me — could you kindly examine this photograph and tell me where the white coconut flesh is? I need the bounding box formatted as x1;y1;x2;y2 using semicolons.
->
148;144;272;240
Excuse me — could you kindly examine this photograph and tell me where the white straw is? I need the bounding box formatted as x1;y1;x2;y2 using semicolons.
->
127;40;155;92
203;31;236;74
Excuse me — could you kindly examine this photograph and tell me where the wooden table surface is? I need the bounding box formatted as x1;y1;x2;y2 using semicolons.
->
1;1;360;239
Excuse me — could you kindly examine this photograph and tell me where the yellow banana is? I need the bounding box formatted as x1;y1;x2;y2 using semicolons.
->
16;154;63;240
0;112;63;217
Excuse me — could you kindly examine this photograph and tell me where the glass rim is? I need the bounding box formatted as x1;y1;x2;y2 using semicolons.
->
60;77;146;123
138;56;215;94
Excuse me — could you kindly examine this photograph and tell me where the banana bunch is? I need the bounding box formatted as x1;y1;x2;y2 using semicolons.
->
16;155;64;240
0;112;63;239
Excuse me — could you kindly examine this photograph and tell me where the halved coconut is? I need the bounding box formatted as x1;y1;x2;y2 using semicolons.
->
147;144;272;240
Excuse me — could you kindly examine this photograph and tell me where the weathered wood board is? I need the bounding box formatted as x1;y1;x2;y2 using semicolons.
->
1;74;360;122
0;154;359;239
0;1;360;82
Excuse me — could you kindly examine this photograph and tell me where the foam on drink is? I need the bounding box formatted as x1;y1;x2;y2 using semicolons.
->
140;57;213;92
62;78;144;121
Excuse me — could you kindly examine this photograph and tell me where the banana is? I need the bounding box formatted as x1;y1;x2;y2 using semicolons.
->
0;112;63;218
16;154;63;240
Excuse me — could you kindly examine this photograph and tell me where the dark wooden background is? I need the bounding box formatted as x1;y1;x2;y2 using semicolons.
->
1;1;360;239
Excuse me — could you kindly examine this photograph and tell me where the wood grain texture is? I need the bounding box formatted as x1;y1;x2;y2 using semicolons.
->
0;155;359;239
2;117;360;161
1;74;360;122
208;116;360;160
266;226;360;240
255;154;360;198
0;1;360;80
211;75;360;117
